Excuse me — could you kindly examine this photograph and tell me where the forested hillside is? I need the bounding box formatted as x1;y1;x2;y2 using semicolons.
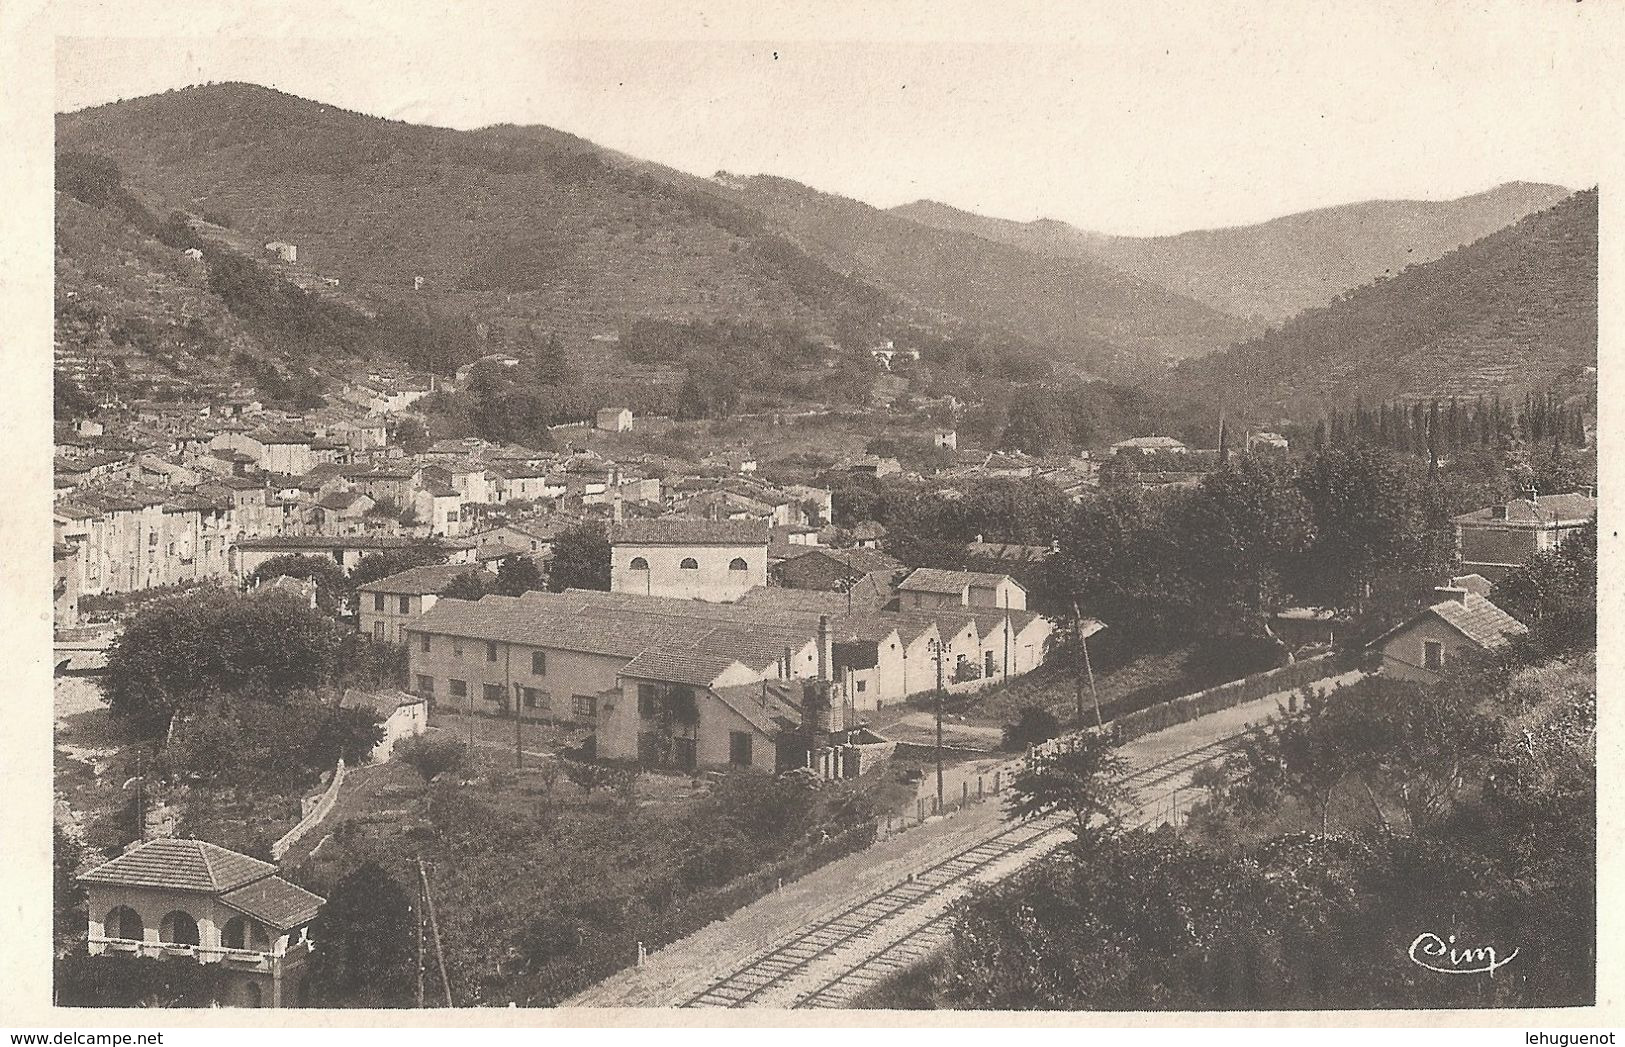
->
893;182;1572;323
57;83;1250;381
712;175;1256;375
1166;190;1597;415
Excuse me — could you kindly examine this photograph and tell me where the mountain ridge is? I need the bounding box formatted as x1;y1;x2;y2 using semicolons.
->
55;82;1249;379
891;181;1573;322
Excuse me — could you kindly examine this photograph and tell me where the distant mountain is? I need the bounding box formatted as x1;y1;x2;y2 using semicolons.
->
1166;189;1597;415
703;175;1256;375
892;182;1573;323
56;83;1252;381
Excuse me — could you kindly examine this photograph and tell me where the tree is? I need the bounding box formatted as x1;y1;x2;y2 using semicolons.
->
1496;516;1596;655
250;553;348;615
306;862;418;1007
1005;734;1132;848
1002;706;1061;751
546;523;610;592
348;543;449;594
1178;457;1314;657
493;556;545;596
440;571;493;601
54;826;88;958
103;588;344;741
392;416;431;455
396;735;469;781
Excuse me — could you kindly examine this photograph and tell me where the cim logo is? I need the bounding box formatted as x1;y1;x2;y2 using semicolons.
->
1408;931;1520;977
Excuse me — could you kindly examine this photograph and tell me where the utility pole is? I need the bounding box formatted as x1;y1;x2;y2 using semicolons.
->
418;859;453;1007
415;860;426;1008
932;639;947;816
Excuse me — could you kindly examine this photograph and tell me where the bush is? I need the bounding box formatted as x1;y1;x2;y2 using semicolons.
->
1002;706;1061;751
396;734;469;781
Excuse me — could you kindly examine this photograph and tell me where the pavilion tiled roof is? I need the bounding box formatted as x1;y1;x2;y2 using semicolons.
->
1452;492;1597;528
80;838;275;894
1431;595;1528;649
219;876;325;931
611;518;770;546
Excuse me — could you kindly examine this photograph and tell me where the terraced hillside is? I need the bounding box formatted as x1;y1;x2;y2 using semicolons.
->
1166;189;1598;415
56;83;1252;378
893;182;1573;324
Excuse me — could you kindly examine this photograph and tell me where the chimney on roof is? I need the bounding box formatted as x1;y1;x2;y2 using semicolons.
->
1433;585;1470;605
1522;484;1539;503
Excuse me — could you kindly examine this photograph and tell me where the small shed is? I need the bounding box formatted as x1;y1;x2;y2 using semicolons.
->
339;688;428;763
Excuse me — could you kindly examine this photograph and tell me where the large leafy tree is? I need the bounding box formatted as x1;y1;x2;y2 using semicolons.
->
104;587;344;741
249;553;349;615
1496;516;1596;654
307;862;419;1007
1178;457;1315;655
546;523;610;592
1005;734;1132;848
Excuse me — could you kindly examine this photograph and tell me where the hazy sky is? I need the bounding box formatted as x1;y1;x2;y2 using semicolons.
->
50;0;1620;236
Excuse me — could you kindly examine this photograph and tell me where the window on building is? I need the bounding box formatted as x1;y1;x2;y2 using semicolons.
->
484;683;505;704
420;634;431;653
638;683;659;717
985;651;996;677
679;557;699;570
159;910;200;947
415;674;434;695
453;639;463;658
105;905;143;942
728;557;749;571
374;621;384;640
729;731;753;767
1424;640;1445;671
222;916;269;951
522;687;547;709
487;641;498;662
448;678;467;698
532;650;546;675
629;556;649;570
572;694;598;719
373;592;385;612
332;550;344;564
856;679;867;693
400;595;411;614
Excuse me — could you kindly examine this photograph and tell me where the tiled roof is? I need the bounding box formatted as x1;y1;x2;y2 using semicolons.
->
897;567;1017;594
339;687;423;716
1452;492;1597;527
710;679;804;736
620;648;748;688
219;875;325;931
234;534;420;550
1431;594;1528;649
611;518;770;546
357;564;485;595
80;838;275;894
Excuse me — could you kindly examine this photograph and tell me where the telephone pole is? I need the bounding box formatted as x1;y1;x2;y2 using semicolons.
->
931;639;947;815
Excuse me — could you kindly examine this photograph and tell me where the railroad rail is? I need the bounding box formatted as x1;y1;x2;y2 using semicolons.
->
682;731;1246;1009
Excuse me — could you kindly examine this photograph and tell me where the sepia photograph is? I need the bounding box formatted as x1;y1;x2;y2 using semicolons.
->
4;0;1616;1030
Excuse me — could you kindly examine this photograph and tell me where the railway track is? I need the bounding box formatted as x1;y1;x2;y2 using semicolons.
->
682;731;1245;1010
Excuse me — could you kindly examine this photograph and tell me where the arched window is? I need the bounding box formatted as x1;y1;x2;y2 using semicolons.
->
159;910;200;946
105;905;143;942
679;557;699;570
222;915;269;951
728;557;749;571
629;556;649;570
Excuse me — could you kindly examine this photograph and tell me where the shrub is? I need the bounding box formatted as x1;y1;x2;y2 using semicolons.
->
1002;706;1061;751
396;734;469;781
